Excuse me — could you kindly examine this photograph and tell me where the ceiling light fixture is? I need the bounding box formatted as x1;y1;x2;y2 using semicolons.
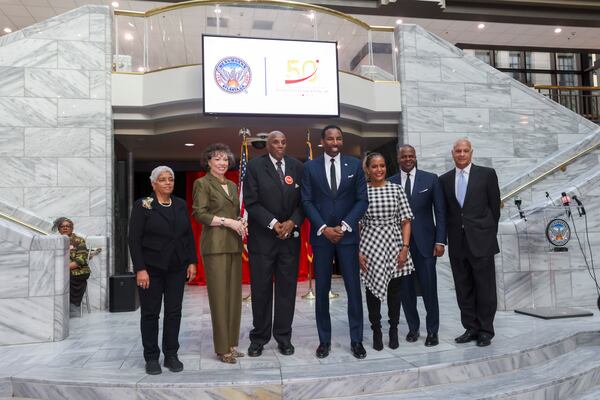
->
111;1;119;7
396;19;403;25
477;23;485;29
554;27;562;33
184;143;195;147
124;32;133;41
3;27;12;33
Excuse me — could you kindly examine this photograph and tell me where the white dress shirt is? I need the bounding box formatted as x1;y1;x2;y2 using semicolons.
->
317;153;351;235
400;167;416;194
267;154;285;229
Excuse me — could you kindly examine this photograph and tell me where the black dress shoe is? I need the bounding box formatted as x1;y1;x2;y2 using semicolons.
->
406;331;420;343
477;334;492;347
145;360;162;375
424;333;439;347
278;343;295;356
248;342;264;357
316;343;330;359
455;330;478;344
351;342;367;359
164;355;184;372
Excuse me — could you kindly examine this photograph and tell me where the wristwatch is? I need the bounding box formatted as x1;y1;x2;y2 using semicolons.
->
402;243;410;249
341;225;348;232
220;217;225;226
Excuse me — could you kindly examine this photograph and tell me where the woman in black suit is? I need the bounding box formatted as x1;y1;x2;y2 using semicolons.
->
128;166;197;375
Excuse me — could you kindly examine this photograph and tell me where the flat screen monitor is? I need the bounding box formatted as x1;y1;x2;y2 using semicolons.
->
202;35;339;117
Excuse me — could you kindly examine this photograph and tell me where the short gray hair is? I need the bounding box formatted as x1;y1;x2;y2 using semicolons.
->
149;166;175;183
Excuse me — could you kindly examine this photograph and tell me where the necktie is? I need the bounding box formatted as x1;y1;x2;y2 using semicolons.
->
330;158;337;196
457;170;466;207
276;160;284;184
405;172;412;201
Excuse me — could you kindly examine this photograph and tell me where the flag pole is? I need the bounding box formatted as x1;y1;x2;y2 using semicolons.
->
301;129;316;300
239;127;252;303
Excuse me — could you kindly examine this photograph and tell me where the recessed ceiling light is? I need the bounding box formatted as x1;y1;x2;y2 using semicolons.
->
3;27;12;33
111;1;119;7
396;19;403;25
477;23;485;29
184;143;195;147
124;32;133;41
554;27;562;33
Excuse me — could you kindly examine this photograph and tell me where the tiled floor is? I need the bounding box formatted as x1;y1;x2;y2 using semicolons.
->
1;269;599;399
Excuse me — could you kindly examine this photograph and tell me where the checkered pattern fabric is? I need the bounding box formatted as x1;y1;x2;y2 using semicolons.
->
360;182;414;301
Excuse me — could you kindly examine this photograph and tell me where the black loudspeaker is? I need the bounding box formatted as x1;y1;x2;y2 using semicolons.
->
109;273;140;312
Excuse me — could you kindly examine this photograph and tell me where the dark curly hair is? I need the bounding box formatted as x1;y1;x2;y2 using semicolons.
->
201;143;235;171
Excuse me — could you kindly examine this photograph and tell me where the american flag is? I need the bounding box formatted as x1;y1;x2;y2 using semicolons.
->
238;134;249;220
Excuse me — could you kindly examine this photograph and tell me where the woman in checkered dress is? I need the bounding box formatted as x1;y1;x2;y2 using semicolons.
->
359;152;414;351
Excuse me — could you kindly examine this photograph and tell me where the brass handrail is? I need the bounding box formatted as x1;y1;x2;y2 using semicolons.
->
0;211;49;235
501;141;600;202
114;0;395;32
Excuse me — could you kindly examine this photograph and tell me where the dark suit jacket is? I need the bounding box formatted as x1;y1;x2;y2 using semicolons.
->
128;194;198;272
439;164;501;259
244;154;304;255
301;154;368;246
389;169;447;258
191;174;242;255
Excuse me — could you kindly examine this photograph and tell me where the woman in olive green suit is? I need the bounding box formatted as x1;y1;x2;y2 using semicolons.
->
192;143;248;364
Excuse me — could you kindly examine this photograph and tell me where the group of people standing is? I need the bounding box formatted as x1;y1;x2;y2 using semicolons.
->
127;124;501;375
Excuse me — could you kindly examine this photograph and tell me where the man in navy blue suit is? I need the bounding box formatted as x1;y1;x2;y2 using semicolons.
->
389;145;446;347
301;125;369;359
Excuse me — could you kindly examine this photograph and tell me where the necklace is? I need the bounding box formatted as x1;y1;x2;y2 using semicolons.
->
159;198;172;207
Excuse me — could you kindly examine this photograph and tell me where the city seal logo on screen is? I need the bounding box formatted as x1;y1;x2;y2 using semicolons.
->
214;57;251;94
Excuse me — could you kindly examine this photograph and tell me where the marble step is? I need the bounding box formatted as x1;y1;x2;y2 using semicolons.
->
321;343;600;400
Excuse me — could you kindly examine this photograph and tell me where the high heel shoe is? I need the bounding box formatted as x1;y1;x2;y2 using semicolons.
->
217;352;237;364
372;327;383;351
230;347;245;358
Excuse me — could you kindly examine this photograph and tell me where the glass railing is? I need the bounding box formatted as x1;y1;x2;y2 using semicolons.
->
113;0;396;81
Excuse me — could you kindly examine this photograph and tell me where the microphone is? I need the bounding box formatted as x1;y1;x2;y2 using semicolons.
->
561;192;572;217
514;196;526;221
545;191;556;206
572;195;586;217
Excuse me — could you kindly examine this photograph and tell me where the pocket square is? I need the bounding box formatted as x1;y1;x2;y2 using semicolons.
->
348;174;354;179
419;188;429;193
295;183;300;189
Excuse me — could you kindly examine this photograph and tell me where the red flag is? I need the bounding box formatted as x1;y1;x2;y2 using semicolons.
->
299;130;314;280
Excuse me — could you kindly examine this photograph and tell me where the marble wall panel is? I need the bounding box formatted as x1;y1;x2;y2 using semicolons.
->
90;187;107;217
25;69;89;99
489;109;535;133
534;109;578;134
54;293;69;340
24;127;90;157
0;97;57;127
441;58;488;84
29;250;54;297
503;272;532;309
514;133;558;158
68;216;107;236
57;158;105;187
27;12;89;41
552;271;573;304
0;251;29;298
0;39;57;68
0;66;24;96
89;70;107;99
0;127;24;157
404;57;441;82
0;221;34;249
0;157;57;188
531;271;553;307
90;128;107;157
57;41;104;70
0;296;54;345
570;270;598;306
55;248;68;295
415;28;462;59
57;99;105;128
89;12;107;42
510;86;553;110
406;107;444;132
420;132;464;158
418;82;465;106
25;187;90;220
0;188;24;206
414;157;448;176
558;133;589;149
442;107;489;132
500;234;520;271
401;81;419;107
465;83;511;108
467;132;513;158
